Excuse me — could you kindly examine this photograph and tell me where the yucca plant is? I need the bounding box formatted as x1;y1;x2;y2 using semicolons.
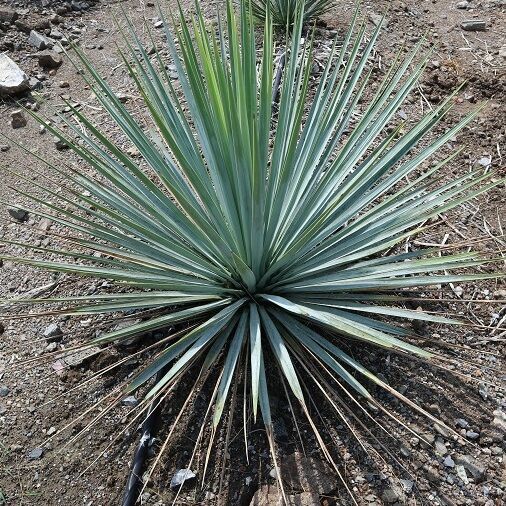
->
248;0;334;26
1;0;502;501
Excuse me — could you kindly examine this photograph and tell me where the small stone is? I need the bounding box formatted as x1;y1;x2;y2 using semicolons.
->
500;46;506;59
46;426;57;436
425;466;441;483
400;479;414;493
490;446;502;456
7;206;28;222
456;465;468;484
59;81;70;88
50;28;63;39
0;54;30;96
126;146;140;157
435;440;447;457
454;454;487;483
170;469;196;488
38;218;52;232
0;386;9;397
54;137;69;150
71;1;90;11
444;456;455;468
117;92;129;103
400;445;411;457
11;110;27;129
45;342;58;352
0;145;9;152
491;409;505;433
28;30;51;50
478;382;488;400
466;430;480;440
28;448;44;460
43;323;63;342
38;50;63;69
369;13;387;28
0;7;18;23
63;346;101;368
153;20;164;28
456;418;469;429
478;156;492;168
29;77;43;91
461;20;486;31
434;423;452;438
456;1;469;8
122;395;138;407
381;488;401;504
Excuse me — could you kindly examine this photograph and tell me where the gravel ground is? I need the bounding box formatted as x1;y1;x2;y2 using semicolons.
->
0;0;505;505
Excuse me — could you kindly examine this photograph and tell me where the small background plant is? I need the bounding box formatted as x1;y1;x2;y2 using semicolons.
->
0;0;504;504
248;0;334;26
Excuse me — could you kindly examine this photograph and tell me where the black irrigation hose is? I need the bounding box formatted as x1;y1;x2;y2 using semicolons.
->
121;369;166;506
121;46;288;506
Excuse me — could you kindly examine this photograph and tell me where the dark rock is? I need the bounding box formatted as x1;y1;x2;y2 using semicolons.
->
38;50;62;68
0;386;9;397
461;20;487;31
0;54;29;96
43;323;63;342
15;18;50;34
278;452;338;494
7;206;28;222
424;465;441;483
11;110;27;129
0;8;18;23
0;322;4;334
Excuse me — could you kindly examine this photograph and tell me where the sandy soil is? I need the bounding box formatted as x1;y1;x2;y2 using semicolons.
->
0;0;505;505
